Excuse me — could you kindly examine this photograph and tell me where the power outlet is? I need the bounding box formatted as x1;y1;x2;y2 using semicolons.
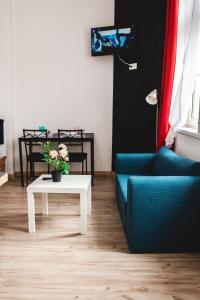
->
129;63;138;71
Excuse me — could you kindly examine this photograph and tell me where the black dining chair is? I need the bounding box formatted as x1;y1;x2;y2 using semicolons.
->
58;129;87;174
23;129;50;185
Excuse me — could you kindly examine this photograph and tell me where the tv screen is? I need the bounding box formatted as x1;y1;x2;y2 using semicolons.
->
91;25;136;56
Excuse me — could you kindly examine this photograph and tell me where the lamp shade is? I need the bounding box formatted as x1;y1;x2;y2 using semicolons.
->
145;89;158;105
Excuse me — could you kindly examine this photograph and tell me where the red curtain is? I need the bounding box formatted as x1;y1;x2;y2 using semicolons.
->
156;0;179;151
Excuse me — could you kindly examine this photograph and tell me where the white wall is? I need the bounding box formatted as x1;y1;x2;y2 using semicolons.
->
0;0;114;174
0;0;14;173
175;133;200;161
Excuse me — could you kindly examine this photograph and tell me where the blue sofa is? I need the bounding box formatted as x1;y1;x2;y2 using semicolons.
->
116;147;200;253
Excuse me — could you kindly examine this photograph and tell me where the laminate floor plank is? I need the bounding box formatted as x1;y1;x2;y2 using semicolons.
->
0;177;200;300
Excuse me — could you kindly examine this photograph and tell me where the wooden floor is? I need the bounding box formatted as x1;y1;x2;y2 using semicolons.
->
0;177;200;300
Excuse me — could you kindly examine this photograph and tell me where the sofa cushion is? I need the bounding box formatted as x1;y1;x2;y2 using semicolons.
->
154;147;200;176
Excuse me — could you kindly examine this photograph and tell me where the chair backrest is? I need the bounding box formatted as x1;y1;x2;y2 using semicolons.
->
57;129;84;152
23;129;48;156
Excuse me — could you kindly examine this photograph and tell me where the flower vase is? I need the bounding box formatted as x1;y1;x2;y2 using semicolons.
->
51;170;62;182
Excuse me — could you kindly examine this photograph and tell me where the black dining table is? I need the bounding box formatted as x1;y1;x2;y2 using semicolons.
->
18;133;94;187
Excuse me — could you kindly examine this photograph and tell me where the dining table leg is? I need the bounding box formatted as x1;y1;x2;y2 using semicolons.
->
90;139;94;185
19;139;24;187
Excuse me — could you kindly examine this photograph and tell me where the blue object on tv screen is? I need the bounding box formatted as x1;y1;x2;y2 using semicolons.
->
91;25;136;56
0;119;4;145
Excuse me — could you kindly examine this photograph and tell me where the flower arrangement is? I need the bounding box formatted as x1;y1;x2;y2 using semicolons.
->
41;142;70;175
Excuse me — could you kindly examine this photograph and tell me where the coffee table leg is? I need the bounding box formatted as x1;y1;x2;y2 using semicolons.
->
27;192;35;233
42;193;48;215
80;192;87;234
87;184;91;216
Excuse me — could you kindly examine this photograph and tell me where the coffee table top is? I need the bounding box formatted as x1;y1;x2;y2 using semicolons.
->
27;174;91;193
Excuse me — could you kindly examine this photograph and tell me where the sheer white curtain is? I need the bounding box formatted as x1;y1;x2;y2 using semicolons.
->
166;0;200;147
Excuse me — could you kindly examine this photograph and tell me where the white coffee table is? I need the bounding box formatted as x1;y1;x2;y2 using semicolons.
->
27;175;91;234
0;172;8;186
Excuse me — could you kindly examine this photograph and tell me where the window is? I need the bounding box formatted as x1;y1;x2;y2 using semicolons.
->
186;74;200;130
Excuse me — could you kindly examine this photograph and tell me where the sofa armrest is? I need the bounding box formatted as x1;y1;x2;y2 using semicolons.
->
115;153;155;174
127;176;200;252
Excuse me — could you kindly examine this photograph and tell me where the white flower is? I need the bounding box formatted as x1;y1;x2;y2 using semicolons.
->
59;143;67;150
49;150;58;159
64;156;69;162
59;148;68;159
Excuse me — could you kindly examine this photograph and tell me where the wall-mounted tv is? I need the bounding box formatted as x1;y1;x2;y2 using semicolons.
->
91;25;136;56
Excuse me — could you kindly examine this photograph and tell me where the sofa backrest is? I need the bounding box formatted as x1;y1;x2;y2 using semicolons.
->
153;147;200;176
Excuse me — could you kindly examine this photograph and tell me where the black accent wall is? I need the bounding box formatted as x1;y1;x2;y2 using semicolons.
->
112;0;167;169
